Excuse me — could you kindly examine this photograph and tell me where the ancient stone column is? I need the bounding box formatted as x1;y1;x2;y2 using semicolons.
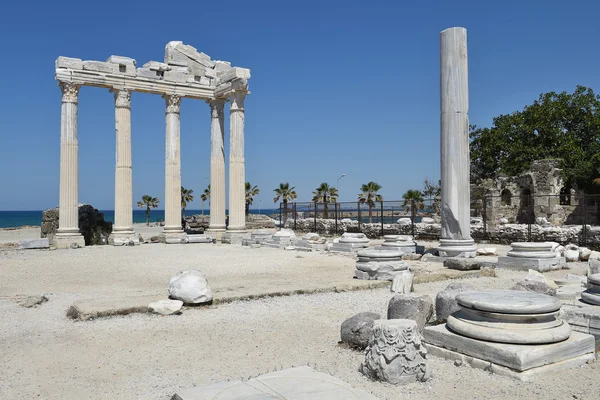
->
109;88;137;245
438;27;476;257
206;99;226;236
53;82;85;249
161;94;187;243
227;90;247;231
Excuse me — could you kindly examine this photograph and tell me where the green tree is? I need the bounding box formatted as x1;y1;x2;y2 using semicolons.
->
402;189;424;214
136;195;159;226
358;181;383;223
422;178;441;214
311;182;338;219
245;182;260;216
200;185;210;215
273;182;297;224
181;187;194;218
470;86;600;191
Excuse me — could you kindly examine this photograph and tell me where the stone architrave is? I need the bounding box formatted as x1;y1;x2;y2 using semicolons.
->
53;82;86;249
109;88;138;245
205;99;226;238
360;319;430;385
437;27;476;258
227;90;247;232
161;94;187;243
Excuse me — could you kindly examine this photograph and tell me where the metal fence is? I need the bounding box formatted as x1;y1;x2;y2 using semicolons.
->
276;193;600;248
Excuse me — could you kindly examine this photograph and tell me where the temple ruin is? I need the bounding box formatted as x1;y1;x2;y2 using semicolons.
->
53;41;250;248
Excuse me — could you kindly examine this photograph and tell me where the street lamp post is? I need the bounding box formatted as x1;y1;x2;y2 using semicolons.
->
336;173;346;195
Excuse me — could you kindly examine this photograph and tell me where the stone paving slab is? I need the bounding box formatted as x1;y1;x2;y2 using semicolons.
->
171;366;379;399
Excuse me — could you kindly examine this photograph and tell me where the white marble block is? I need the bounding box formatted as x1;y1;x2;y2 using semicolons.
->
55;56;83;70
83;60;115;73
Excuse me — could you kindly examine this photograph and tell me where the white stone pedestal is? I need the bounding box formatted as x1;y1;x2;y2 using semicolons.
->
497;242;565;272
221;231;251;245
355;249;408;280
53;233;85;249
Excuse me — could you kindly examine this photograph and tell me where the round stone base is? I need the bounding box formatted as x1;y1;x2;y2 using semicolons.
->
438;239;476;258
581;291;600;305
447;290;570;344
506;242;556;259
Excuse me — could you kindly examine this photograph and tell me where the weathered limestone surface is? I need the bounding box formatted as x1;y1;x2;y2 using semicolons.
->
391;270;414;294
438;27;476;258
387;294;433;332
340;312;381;350
17;238;49;250
148;299;183;315
42;205;112;246
360;319;430;384
435;282;476;323
498;242;565;272
227;90;247;232
206;99;226;236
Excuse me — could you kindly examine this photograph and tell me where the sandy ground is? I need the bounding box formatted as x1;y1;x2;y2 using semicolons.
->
0;228;597;400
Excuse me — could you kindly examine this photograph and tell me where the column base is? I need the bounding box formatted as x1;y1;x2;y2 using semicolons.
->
227;225;247;232
109;230;140;246
52;233;86;249
437;238;477;258
205;227;226;241
160;229;188;244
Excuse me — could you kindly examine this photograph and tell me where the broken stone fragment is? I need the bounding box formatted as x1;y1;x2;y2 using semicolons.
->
55;56;83;70
136;68;163;80
106;55;136;66
142;61;171;72
163;71;189;83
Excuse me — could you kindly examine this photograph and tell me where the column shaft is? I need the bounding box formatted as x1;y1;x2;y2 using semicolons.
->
55;82;85;248
228;91;247;231
207;100;226;231
162;94;186;242
439;27;476;257
110;89;137;244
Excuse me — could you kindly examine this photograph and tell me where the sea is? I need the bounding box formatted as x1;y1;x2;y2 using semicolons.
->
0;209;280;229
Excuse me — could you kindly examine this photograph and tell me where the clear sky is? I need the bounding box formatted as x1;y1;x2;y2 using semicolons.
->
1;0;599;211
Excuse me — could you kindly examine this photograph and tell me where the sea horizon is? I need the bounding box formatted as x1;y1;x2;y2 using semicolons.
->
0;209;281;229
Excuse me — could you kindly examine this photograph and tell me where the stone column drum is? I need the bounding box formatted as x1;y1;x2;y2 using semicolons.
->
109;88;137;245
53;82;85;249
161;94;187;243
438;27;476;258
206;99;226;237
227;90;247;231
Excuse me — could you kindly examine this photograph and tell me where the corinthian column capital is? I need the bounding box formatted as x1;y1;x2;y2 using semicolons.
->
208;99;226;119
164;94;181;114
113;88;132;109
59;82;80;104
229;90;247;112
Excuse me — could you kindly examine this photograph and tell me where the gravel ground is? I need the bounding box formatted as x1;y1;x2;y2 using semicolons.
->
0;230;597;399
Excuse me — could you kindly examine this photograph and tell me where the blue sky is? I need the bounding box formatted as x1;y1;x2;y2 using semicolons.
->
1;0;599;210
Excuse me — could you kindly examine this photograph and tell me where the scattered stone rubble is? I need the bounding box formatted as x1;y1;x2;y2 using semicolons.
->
41;204;113;246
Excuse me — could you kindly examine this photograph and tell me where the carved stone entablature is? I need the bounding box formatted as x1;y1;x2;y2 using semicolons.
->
360;319;430;385
113;89;131;109
59;82;80;103
164;94;181;114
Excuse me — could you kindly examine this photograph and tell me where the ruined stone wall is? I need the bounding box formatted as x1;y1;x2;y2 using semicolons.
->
41;205;112;245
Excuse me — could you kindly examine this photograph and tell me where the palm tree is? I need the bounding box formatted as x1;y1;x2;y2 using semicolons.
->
181;186;194;218
358;182;383;223
200;185;210;215
273;182;297;224
311;182;338;219
137;195;159;226
245;182;260;216
422;178;440;215
402;189;425;214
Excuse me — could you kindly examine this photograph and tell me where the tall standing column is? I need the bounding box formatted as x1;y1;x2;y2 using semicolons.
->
53;82;85;249
109;88;137;245
227;90;247;231
161;94;187;243
206;99;227;235
438;27;476;257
